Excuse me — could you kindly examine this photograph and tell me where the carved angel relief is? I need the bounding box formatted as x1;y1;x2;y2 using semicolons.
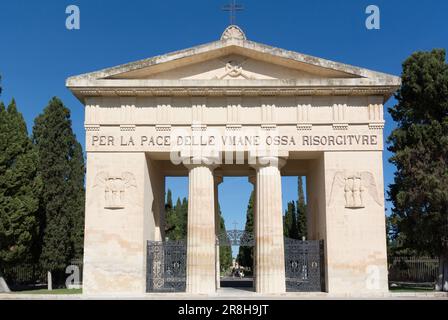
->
329;172;382;209
94;172;137;209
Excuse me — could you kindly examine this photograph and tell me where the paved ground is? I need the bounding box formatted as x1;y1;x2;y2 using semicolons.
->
220;277;254;289
0;288;447;300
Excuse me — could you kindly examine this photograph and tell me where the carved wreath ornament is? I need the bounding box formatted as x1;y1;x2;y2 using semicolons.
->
329;171;382;209
94;172;136;209
214;58;254;80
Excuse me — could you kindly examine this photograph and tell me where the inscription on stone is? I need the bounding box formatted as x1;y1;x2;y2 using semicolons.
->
90;134;379;148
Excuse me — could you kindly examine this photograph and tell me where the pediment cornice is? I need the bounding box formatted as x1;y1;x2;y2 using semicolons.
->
67;26;401;103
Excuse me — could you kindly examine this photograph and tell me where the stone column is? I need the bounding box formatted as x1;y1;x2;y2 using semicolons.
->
214;172;223;290
252;157;286;293
186;157;217;294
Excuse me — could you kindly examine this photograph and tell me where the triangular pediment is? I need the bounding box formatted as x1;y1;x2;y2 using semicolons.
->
67;26;400;101
107;53;357;81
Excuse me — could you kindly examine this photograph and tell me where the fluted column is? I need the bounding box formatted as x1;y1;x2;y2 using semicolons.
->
214;172;223;290
186;158;217;294
252;157;286;293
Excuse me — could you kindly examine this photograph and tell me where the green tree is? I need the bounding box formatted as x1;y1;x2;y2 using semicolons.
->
67;141;85;261
284;201;299;239
0;100;41;272
289;201;299;239
164;189;175;239
387;49;448;291
33;97;85;276
237;191;254;268
218;205;232;272
166;197;181;240
297;176;307;239
165;196;188;240
165;189;173;212
283;201;293;237
180;197;188;238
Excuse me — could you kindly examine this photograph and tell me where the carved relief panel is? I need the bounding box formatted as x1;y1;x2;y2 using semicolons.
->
94;172;137;209
329;171;382;209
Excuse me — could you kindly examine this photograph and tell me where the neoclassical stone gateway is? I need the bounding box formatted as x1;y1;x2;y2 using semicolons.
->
67;26;401;295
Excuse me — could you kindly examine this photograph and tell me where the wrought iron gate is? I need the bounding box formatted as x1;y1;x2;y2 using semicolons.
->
146;238;324;293
284;239;325;292
216;229;254;247
146;240;187;292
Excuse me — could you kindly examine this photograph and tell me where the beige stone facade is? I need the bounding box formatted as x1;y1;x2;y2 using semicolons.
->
67;26;400;296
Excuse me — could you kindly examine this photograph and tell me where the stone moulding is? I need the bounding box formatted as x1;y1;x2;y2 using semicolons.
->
120;125;136;132
260;124;277;131
296;124;313;131
368;122;385;130
225;124;242;131
191;124;207;131
332;123;349;131
72;87;396;99
155;125;172;132
85;125;100;132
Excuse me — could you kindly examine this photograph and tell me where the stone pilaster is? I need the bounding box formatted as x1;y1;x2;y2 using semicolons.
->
252;157;286;293
185;157;217;294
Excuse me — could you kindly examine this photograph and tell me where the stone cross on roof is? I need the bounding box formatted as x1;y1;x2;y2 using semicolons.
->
222;0;244;26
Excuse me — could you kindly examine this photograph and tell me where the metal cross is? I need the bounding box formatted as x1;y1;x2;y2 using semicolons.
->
232;220;239;230
222;0;244;25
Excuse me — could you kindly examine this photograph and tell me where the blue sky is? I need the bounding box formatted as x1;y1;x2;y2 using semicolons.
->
0;1;447;248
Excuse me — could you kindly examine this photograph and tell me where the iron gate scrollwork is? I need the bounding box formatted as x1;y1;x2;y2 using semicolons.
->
146;240;186;293
216;229;254;247
284;239;325;292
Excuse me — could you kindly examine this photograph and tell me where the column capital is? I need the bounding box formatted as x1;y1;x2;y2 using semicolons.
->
183;156;220;170
250;156;287;170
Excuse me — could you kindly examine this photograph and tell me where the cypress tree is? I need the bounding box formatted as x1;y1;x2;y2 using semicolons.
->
32;97;85;275
283;202;292;237
218;205;232;271
237;191;254;268
297;176;307;239
0;100;41;272
165;196;189;240
165;189;173;212
289;201;299;239
67;142;85;261
164;190;176;239
165;198;183;240
388;49;448;291
180;197;188;238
